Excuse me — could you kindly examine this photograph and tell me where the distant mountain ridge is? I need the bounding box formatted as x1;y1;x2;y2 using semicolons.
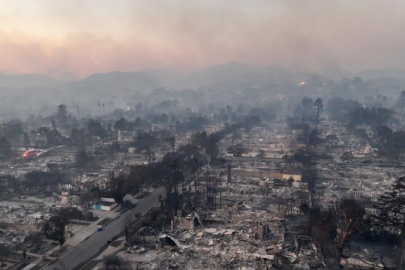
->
80;71;162;93
1;64;405;94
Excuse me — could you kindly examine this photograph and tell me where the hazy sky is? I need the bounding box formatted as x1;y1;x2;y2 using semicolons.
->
1;0;405;79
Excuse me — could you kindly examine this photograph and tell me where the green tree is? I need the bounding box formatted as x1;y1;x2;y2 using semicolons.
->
128;165;151;196
309;210;340;268
349;107;393;129
46;129;65;147
132;131;158;152
352;77;363;84
159;153;186;215
240;114;261;132
76;148;95;169
87;119;107;138
178;144;200;159
374;177;405;268
376;125;393;145
0;244;12;266
326;97;360;122
295;97;314;121
335;199;365;257
43;215;66;246
0;137;12;158
24;171;65;192
309;200;365;267
0;175;19;194
383;131;405;160
56;104;69;128
134;117;143;127
114;118;129;131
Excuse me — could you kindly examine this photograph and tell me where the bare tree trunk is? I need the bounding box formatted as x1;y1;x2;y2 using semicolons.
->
399;247;405;270
399;230;405;270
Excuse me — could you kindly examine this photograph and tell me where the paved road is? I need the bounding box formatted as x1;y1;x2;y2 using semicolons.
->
44;187;165;270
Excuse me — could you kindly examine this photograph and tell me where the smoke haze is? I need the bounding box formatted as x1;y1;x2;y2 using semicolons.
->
1;0;405;78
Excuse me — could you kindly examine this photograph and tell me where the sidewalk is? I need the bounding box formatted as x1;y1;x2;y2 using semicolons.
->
80;236;127;270
66;210;121;247
22;208;123;269
32;187;162;270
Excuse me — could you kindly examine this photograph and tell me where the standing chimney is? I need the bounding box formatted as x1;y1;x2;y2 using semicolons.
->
61;191;69;206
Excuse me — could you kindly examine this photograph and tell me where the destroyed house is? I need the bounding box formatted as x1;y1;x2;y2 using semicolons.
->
282;168;302;182
171;212;203;231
